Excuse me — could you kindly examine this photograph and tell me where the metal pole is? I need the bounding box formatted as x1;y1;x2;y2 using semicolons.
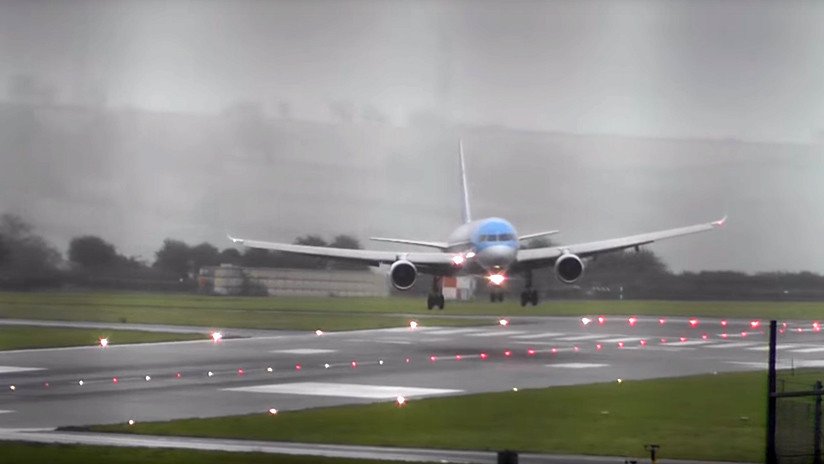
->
767;320;777;464
814;380;822;464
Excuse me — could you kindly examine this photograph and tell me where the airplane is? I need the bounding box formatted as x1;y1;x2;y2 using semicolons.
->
229;142;725;309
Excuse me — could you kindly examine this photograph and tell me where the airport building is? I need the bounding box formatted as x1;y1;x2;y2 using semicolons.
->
198;265;389;297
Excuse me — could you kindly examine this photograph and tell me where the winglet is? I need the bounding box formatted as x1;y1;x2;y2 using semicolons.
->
711;215;728;228
459;139;472;224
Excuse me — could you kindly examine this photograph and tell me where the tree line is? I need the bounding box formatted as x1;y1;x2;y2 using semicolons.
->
2;213;824;300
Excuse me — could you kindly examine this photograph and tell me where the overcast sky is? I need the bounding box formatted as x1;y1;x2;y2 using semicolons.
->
1;0;823;274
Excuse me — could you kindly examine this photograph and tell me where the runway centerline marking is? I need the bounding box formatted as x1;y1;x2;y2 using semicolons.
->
703;342;760;349
270;349;336;355
511;332;565;340
788;346;824;353
746;343;807;352
555;334;607;341
467;330;528;337
546;363;609;369
0;410;14;415
0;366;45;375
598;337;644;343
223;382;462;399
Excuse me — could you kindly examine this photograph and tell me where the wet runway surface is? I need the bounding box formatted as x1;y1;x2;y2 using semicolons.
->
0;315;819;429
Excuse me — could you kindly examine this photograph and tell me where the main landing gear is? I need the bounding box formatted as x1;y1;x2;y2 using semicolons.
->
520;270;539;307
489;290;505;303
427;276;445;310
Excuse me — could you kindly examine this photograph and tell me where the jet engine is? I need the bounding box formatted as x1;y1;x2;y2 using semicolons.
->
555;253;584;283
390;260;417;290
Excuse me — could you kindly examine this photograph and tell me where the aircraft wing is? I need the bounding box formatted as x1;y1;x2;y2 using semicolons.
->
228;235;455;271
515;216;726;269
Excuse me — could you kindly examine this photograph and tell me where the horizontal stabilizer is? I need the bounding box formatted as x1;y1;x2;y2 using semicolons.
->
518;230;560;241
369;237;449;250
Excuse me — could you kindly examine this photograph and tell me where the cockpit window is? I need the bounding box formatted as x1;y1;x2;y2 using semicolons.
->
498;233;516;241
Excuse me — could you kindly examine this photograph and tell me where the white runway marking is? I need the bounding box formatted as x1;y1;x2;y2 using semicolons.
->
271;349;336;355
555;334;605;341
703;342;760;349
0;410;14;415
425;328;485;336
788;346;824;354
511;332;564;340
674;340;712;347
746;343;806;352
598;337;644;343
224;382;462;399
467;330;528;337
0;366;45;375
731;360;824;369
547;363;609;369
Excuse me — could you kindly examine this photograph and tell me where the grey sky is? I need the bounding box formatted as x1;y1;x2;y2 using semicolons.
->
0;0;823;274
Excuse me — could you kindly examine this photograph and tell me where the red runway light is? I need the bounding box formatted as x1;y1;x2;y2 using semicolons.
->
660;338;668;344
688;318;699;328
43;382;49;388
597;316;606;325
455;354;462;361
627;317;638;327
504;350;512;357
720;320;728;327
701;333;709;340
618;341;624;348
480;353;488;360
679;337;687;342
797;328;804;333
237;369;245;376
741;331;748;337
659;318;666;325
429;355;437;362
526;349;536;356
573;346;580;352
176;372;182;379
721;333;729;339
550;347;558;354
112;377;118;384
640;339;647;347
295;364;302;371
351;361;358;368
405;357;411;363
595;344;602;351
750;320;761;329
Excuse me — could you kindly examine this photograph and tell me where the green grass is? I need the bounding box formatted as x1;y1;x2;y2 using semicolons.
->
93;371;770;462
0;326;204;350
0;442;428;464
2;291;824;331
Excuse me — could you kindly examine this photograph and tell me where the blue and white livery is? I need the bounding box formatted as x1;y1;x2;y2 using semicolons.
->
229;142;725;309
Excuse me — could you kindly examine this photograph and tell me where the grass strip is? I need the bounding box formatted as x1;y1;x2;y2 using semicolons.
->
0;442;425;464
0;326;204;350
93;371;772;462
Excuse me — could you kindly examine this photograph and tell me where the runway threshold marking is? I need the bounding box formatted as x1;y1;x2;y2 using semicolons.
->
223;382;462;399
554;334;607;341
703;342;760;349
467;330;528;337
787;346;824;353
0;366;45;375
271;349;337;355
511;332;565;340
0;410;14;415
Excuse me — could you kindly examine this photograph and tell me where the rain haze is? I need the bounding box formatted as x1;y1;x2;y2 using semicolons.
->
1;0;823;273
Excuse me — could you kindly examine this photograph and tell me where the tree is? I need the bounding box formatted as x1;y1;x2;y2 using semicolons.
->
294;235;327;247
0;214;62;284
189;242;220;270
219;248;242;265
154;239;191;277
0;235;8;266
68;236;118;269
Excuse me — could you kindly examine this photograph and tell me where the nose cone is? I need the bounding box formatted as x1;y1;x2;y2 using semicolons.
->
477;245;517;270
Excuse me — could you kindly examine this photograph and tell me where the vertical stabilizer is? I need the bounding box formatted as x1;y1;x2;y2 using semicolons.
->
459;140;472;224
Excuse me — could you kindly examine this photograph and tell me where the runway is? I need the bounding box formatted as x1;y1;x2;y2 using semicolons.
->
0;314;816;431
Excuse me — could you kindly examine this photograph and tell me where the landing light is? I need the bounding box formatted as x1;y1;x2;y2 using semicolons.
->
396;396;406;406
488;274;506;286
499;318;509;327
315;329;324;336
581;317;592;326
465;251;476;259
9;385;15;391
451;255;465;266
268;408;278;415
99;338;109;348
128;419;135;426
409;321;418;330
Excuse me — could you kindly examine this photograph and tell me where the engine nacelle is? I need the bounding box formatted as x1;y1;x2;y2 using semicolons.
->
555;253;584;284
389;260;417;290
